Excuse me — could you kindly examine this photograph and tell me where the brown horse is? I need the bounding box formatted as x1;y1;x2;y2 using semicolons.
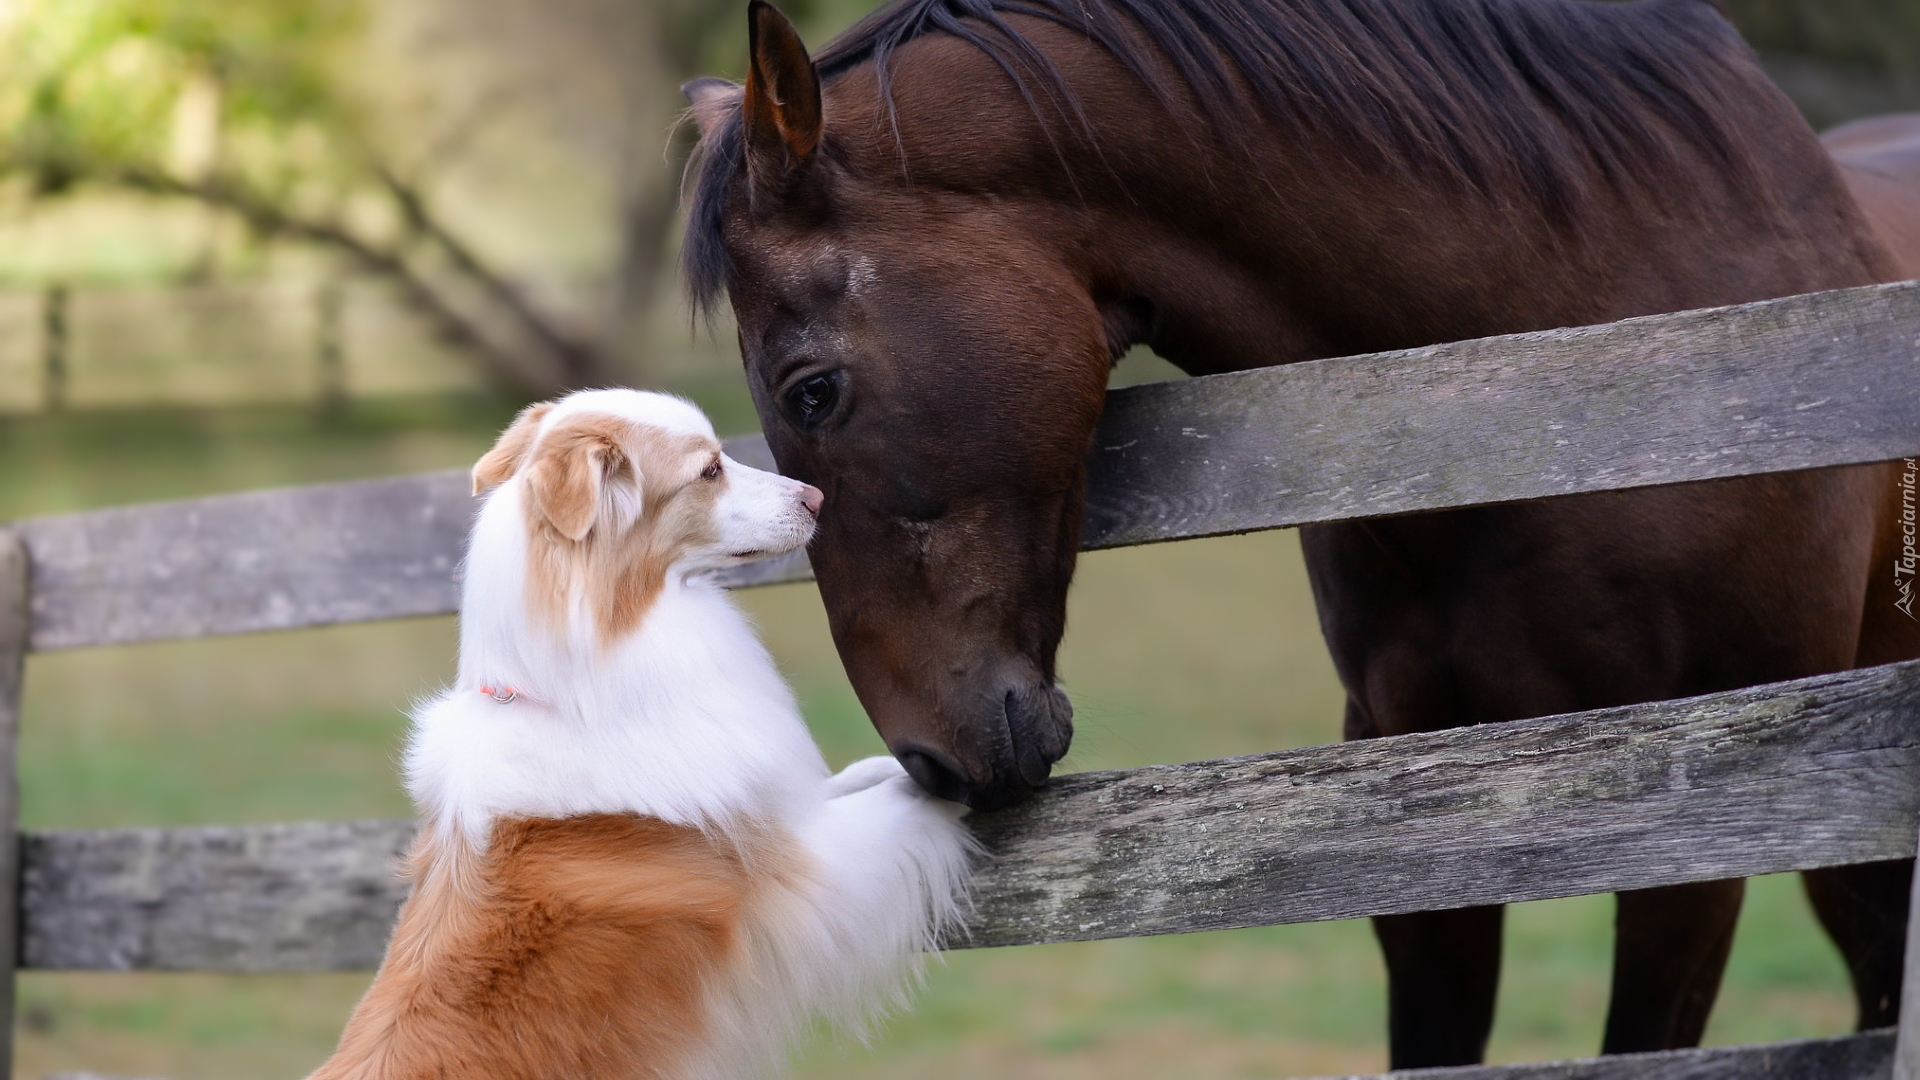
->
681;0;1920;1067
1831;114;1920;277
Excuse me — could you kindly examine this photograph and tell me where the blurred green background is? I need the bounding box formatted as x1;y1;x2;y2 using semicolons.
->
0;0;1912;1076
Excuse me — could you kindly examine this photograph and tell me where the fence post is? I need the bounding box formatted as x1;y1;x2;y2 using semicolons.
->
42;285;67;413
0;531;28;1080
316;281;346;419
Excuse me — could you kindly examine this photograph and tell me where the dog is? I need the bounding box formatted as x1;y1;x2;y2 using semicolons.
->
309;389;975;1080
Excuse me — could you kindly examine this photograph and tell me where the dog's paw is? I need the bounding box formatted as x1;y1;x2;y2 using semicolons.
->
885;771;973;820
826;754;909;797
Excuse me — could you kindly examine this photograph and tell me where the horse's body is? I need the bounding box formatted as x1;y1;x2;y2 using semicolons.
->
1832;115;1920;277
685;0;1920;1066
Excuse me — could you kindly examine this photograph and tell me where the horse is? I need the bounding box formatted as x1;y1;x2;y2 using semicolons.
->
1830;114;1920;277
679;0;1920;1067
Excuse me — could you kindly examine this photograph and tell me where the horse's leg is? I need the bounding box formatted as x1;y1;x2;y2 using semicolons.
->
1335;695;1504;1068
1803;860;1911;1029
1374;905;1505;1068
1600;879;1745;1053
1808;462;1920;1030
1306;474;1882;1065
1600;464;1899;1051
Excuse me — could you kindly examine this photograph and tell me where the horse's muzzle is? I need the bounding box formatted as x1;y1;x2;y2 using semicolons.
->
928;681;1073;811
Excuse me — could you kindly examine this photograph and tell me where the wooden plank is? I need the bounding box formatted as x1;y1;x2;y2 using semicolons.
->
1896;823;1920;1080
20;660;1920;971
1317;1029;1893;1079
1083;279;1920;548
16;281;1920;651
21;1033;1899;1080
961;657;1920;947
17;470;474;652
0;532;26;1080
15;436;804;652
19;819;414;972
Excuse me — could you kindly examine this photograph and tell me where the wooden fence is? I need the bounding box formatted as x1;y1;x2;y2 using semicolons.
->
0;281;489;415
3;280;1920;1078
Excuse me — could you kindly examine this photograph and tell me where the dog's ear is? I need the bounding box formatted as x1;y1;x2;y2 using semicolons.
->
523;414;635;542
473;402;555;495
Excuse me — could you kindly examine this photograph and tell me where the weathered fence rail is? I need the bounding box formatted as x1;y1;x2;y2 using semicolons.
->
18;659;1920;971
1332;1031;1899;1080
5;279;1920;1079
19;280;1920;652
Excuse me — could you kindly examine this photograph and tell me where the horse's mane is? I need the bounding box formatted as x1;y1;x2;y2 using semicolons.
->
685;0;1760;312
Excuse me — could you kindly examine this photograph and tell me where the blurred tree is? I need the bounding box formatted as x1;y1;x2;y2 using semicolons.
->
22;0;1891;403
402;0;826;366
1721;0;1920;128
398;0;705;375
0;0;621;396
1724;0;1920;74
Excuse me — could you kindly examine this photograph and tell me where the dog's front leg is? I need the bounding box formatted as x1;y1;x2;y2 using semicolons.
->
825;754;912;797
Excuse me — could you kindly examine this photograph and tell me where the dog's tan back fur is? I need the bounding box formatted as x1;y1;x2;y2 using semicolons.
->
312;815;754;1080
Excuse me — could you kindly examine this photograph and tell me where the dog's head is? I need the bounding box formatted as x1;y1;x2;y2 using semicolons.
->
470;389;822;641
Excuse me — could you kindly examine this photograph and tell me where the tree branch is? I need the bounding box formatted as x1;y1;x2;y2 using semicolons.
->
104;165;573;398
375;165;607;386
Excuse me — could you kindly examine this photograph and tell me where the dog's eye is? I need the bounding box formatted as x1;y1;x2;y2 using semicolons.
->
701;458;723;481
784;373;840;431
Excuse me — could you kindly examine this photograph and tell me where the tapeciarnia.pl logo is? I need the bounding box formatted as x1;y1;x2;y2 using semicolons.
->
1898;458;1917;621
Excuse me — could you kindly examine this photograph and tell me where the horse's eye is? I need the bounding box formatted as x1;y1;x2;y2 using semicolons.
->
784;373;841;430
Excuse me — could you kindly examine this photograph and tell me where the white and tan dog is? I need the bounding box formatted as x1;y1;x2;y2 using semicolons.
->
310;389;974;1080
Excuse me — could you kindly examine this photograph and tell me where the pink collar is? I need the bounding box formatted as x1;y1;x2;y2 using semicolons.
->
478;684;543;707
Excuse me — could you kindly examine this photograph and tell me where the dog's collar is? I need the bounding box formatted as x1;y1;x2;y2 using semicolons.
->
478;684;542;707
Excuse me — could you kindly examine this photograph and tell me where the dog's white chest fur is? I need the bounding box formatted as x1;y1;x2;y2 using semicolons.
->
409;554;830;846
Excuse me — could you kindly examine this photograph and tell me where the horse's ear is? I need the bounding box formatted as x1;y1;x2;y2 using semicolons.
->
743;0;821;209
682;77;742;141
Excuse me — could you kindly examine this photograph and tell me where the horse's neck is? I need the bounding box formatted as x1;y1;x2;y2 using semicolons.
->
854;10;1896;367
1067;71;1896;370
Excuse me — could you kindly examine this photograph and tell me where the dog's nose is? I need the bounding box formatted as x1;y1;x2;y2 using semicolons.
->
798;485;823;517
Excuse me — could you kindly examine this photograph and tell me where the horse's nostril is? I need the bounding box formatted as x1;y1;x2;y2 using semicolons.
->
896;746;971;804
1003;684;1071;787
799;485;824;517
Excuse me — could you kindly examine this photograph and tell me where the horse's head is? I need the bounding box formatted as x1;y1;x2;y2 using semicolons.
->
683;3;1127;808
680;0;1825;808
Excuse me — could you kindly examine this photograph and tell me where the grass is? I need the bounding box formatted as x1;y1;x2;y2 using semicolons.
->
0;377;1861;1079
